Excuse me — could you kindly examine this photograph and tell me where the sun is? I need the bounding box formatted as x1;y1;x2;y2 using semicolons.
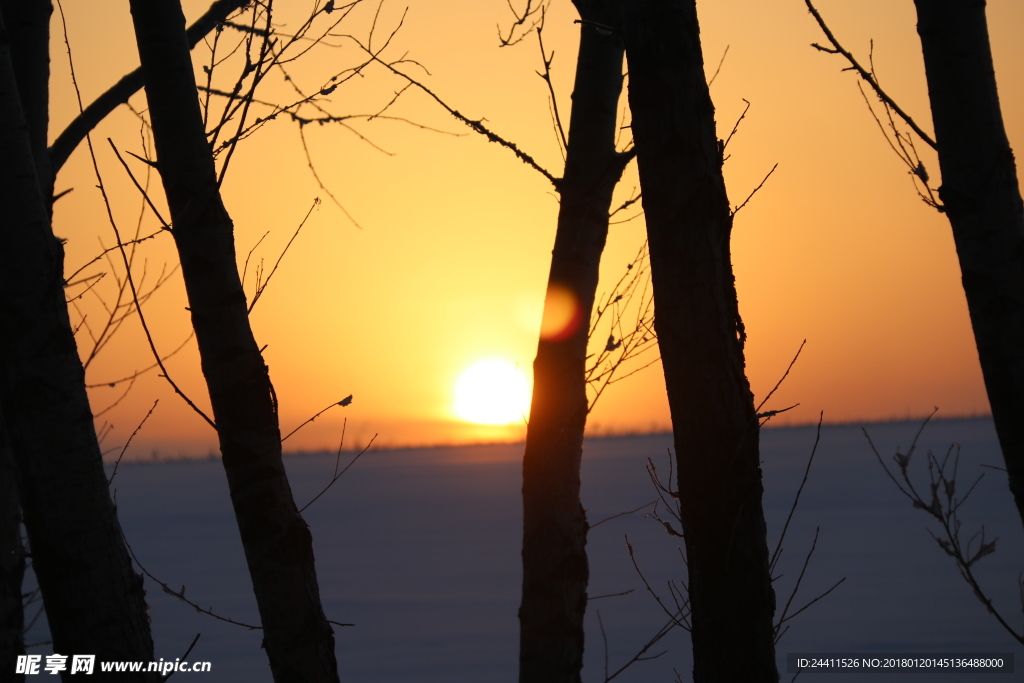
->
454;360;530;425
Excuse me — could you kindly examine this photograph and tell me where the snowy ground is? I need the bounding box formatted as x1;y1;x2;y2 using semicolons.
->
25;417;1021;680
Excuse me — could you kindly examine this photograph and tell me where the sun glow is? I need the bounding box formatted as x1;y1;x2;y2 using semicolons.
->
454;360;530;425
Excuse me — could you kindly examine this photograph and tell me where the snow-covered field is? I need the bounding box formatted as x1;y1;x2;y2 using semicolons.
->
28;418;1020;680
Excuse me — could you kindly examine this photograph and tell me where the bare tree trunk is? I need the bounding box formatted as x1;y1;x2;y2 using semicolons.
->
619;1;778;681
519;2;627;681
913;0;1024;530
127;1;338;680
1;427;25;683
0;6;158;678
1;0;51;198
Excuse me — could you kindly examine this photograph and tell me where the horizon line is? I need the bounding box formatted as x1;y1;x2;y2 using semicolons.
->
111;411;994;465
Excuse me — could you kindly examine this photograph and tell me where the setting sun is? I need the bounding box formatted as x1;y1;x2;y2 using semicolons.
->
454;360;531;425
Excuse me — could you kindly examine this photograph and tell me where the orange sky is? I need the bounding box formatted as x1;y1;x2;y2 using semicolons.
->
49;0;1024;458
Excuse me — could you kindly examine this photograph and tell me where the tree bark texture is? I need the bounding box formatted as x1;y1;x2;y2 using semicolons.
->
1;427;25;683
127;1;338;681
913;0;1024;531
519;2;627;681
1;0;51;198
620;1;779;681
0;7;158;679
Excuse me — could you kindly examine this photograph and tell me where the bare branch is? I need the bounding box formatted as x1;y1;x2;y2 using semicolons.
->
756;339;806;414
355;41;560;187
590;500;657;530
707;44;729;87
604;615;677;682
774;527;823;642
298;429;376;513
534;8;568;154
732;163;778;216
50;0;250;174
624;535;690;632
98;143;216;429
867;412;1024;644
121;532;264;630
108;401;158;486
248;198;320;312
721;98;750;154
86;332;195;388
497;0;547;47
281;396;354;442
586;243;658;411
804;0;936;149
608;189;642;219
770;411;823;575
298;126;364;228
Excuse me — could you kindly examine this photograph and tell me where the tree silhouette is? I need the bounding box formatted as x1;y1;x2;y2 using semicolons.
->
806;0;1024;537
0;3;158;676
126;0;339;679
515;2;632;681
0;433;25;678
912;0;1024;534
621;0;779;680
350;4;647;676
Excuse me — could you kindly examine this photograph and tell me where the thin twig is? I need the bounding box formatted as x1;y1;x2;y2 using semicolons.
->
866;411;1023;645
770;411;823;574
590;500;657;530
107;400;158;487
86;332;195;388
298;126;364;228
281;396;353;442
732;163;778;216
92;375;138;419
756;340;806;414
721;98;750;153
100;143;216;429
804;0;936;149
49;0;250;173
774;527;823;642
59;0;214;431
624;535;690;632
356;39;561;187
298;431;376;513
248;197;320;312
121;533;263;630
605;615;676;682
534;8;568;154
588;589;635;601
707;44;729;87
163;633;201;681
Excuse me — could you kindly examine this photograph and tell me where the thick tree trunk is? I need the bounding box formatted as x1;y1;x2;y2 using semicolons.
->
913;0;1024;530
0;7;158;679
1;0;51;198
519;3;627;681
127;2;338;680
619;1;779;681
1;429;25;683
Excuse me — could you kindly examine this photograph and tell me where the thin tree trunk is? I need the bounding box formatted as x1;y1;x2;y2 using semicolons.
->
1;427;25;683
519;2;627;681
913;0;1024;530
127;1;338;680
0;6;158;678
619;1;778;681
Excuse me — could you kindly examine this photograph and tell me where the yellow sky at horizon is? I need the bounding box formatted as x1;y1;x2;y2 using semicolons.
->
46;0;1023;458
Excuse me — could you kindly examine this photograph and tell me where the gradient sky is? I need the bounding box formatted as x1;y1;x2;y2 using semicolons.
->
49;0;1024;457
